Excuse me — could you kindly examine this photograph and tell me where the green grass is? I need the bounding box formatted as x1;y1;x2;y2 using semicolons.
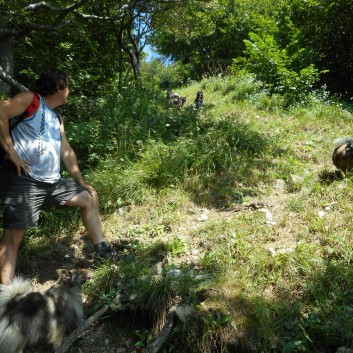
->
13;72;353;352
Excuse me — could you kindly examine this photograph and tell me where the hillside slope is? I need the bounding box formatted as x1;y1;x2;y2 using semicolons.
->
17;74;353;353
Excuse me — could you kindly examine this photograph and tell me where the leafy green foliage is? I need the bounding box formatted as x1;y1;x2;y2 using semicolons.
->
233;32;321;103
4;0;353;100
140;60;186;90
288;0;353;96
149;0;353;97
152;0;255;79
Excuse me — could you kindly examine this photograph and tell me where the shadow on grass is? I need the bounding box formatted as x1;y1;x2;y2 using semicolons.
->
318;169;344;184
16;206;85;282
133;242;353;352
173;259;353;353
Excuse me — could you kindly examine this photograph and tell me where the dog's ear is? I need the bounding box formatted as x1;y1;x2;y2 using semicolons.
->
56;268;86;285
80;268;92;281
68;268;92;283
56;268;71;279
56;269;71;281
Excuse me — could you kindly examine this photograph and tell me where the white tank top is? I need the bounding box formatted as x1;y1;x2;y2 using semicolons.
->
12;96;62;183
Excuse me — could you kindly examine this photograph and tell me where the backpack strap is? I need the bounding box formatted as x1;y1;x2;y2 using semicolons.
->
24;92;40;118
9;92;41;131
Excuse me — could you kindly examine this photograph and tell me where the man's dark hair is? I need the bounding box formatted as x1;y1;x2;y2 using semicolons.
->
34;68;68;96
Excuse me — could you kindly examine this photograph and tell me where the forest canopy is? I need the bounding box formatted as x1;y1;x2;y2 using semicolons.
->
1;0;353;98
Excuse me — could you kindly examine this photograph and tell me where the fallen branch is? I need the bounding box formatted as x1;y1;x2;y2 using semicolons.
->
143;308;176;353
143;303;194;353
56;292;133;353
56;304;109;353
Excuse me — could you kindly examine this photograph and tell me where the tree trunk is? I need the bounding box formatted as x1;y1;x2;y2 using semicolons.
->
0;0;15;95
0;38;14;95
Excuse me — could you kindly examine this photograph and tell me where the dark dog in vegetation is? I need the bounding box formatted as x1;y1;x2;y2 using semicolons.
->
0;268;90;353
194;90;204;110
167;91;187;111
332;137;353;175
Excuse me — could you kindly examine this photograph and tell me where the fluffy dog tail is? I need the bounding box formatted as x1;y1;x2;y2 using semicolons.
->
333;137;353;149
0;278;32;353
0;278;32;312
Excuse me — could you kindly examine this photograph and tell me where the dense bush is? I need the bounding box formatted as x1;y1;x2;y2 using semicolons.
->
232;32;321;103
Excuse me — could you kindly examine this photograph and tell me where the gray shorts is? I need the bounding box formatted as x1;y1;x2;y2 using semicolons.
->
1;175;85;229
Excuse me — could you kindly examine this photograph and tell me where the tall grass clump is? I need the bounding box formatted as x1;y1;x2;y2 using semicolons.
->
87;116;274;208
202;73;266;101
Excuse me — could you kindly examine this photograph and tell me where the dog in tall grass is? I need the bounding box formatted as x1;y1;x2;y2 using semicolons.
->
194;90;204;110
0;268;90;353
332;137;353;176
167;91;187;111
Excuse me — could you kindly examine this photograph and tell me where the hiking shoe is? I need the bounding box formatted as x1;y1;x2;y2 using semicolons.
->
93;242;118;261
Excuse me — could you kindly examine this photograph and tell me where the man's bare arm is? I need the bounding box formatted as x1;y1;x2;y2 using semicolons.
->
0;92;34;175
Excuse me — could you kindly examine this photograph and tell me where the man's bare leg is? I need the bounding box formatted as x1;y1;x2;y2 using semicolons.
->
0;229;25;284
64;190;105;245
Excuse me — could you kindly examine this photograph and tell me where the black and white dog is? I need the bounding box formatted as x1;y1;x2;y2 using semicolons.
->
167;91;187;111
0;268;90;353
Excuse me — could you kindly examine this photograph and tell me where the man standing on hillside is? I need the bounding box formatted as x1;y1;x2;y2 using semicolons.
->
0;68;116;284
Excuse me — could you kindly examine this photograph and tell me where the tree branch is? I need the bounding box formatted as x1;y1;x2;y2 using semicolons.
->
0;1;129;40
0;65;28;92
23;0;90;13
